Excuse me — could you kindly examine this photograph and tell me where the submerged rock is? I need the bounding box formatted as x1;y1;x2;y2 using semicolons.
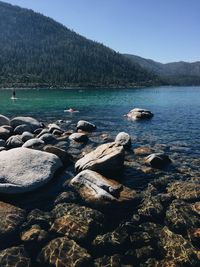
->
126;108;154;120
115;132;132;149
0;114;10;126
70;170;138;207
145;153;171;169
76;120;96;132
38;237;91;267
75;142;125;174
0;147;62;194
0;246;31;267
11;116;42;132
0;201;26;244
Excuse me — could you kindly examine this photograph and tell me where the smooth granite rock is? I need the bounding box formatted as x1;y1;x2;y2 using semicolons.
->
69;132;88;143
126;108;154;120
0;114;10;126
0;126;11;140
0;246;31;267
48;123;63;133
70;170;138;206
38;237;91;267
76;120;96;132
75;142;125;174
13;124;32;135
39;133;57;144
22;138;44;148
11;116;42;132
6;135;23;148
21;132;34;142
145;153;171;169
0;147;62;194
115;132;131;149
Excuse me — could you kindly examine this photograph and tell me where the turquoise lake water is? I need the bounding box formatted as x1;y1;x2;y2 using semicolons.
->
0;86;200;161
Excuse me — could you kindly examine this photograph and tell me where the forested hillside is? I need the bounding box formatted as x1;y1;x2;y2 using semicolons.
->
0;1;157;88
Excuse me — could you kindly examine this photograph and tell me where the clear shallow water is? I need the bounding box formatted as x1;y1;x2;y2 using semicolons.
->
0;86;200;159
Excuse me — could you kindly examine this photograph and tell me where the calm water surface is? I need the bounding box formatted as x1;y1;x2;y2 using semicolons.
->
0;86;200;161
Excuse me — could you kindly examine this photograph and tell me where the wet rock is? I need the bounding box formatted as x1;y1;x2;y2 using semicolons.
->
134;146;154;156
69;132;88;143
22;138;44;148
13;124;32;134
0;114;10;126
50;214;92;242
0;126;11;140
43;145;72;165
75;142;125;175
126;108;154;120
52;203;104;230
77;120;96;132
165;200;200;233
0;202;26;248
94;254;122;267
145;153;171;169
0;246;31;267
11;116;42;132
125;245;155;263
158;226;199;265
6;134;23;148
0;147;62;194
115;132;131;149
54;191;79;205
38;237;91;267
167;181;200;201
93;225;130;254
138;196;164;220
39;133;57;144
48;123;63;133
70;170;138;207
21;131;34;142
0;139;6;147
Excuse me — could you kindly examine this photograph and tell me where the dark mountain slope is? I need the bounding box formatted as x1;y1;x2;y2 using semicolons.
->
0;1;157;88
124;54;200;85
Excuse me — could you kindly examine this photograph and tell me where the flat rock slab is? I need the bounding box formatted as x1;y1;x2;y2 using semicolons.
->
75;142;125;174
0;147;62;194
70;170;138;207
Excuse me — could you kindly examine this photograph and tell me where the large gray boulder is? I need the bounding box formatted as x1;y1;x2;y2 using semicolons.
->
126;108;154;120
10;116;42;132
75;142;124;174
0;147;62;194
0;114;10;126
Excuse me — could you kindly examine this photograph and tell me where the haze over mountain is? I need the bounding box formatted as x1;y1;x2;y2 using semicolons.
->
0;1;158;88
124;54;200;86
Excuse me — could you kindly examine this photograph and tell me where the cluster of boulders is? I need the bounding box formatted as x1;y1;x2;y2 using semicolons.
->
0;113;199;267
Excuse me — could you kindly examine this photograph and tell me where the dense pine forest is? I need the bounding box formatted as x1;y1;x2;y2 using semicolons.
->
0;1;158;88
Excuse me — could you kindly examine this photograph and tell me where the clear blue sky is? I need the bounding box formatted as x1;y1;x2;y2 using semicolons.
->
3;0;200;63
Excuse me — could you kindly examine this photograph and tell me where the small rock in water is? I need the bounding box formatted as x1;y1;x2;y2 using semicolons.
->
115;131;132;149
145;153;171;169
69;132;88;143
126;108;154;120
76;120;96;132
22;138;44;148
75;142;125;175
13;124;32;134
0;114;10;126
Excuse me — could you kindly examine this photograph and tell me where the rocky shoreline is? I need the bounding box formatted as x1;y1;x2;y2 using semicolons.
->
0;114;199;266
